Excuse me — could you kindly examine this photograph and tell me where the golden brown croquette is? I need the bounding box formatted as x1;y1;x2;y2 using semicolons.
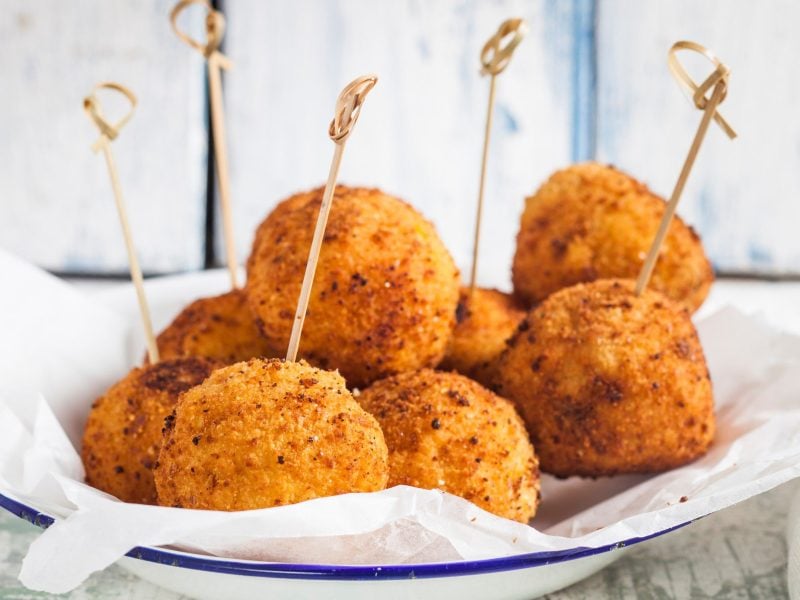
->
439;287;526;387
81;357;220;504
495;279;715;477
358;369;540;522
154;358;389;510
512;163;713;312
245;186;460;388
154;290;274;364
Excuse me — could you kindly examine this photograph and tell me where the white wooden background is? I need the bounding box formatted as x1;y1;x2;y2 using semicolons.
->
1;0;797;284
594;0;800;277
0;0;208;274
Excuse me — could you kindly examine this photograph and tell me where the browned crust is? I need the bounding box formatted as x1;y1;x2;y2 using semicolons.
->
81;357;220;504
496;279;715;477
358;369;540;522
154;358;389;510
245;185;460;388
512;162;714;312
440;287;526;387
155;289;273;364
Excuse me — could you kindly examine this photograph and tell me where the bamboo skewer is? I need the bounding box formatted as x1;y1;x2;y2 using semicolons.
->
171;0;239;289
84;83;160;364
635;41;737;296
285;75;378;363
469;18;527;295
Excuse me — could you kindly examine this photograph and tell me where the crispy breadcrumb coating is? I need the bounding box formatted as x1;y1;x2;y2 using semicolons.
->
155;290;273;364
496;279;714;477
512;163;713;312
81;357;219;504
245;185;460;389
358;369;540;522
155;358;389;510
440;287;526;387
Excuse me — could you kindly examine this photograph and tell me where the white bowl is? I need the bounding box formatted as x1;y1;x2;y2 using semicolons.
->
4;269;796;600
1;490;695;599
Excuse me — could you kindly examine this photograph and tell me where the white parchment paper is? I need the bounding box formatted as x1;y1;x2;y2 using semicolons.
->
1;249;799;594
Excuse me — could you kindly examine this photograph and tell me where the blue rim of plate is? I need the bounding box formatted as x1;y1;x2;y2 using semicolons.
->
0;490;695;580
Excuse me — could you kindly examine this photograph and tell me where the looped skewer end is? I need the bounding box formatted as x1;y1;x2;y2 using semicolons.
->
328;75;378;144
668;41;736;139
170;0;232;69
286;75;378;361
480;18;528;76
83;82;137;152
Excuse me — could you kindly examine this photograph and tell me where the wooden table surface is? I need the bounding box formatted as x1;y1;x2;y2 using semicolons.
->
1;277;799;599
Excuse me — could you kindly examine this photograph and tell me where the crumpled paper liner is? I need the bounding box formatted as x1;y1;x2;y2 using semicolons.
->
1;248;799;593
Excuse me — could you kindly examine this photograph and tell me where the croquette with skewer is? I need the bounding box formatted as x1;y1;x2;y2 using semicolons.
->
246;186;460;389
495;279;714;478
512;163;713;312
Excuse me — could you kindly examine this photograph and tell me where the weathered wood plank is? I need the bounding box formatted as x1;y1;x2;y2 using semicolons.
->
594;0;800;275
221;0;582;290
0;0;208;273
6;1;795;277
546;480;797;599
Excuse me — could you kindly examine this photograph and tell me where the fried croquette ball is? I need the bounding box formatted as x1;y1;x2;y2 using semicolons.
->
81;357;219;504
495;279;714;478
154;358;389;510
358;369;540;522
439;287;526;387
246;186;460;389
512;163;713;312
155;289;273;364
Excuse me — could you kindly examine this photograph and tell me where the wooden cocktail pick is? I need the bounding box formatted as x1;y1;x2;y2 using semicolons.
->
170;0;239;289
469;18;527;295
635;41;737;296
84;82;160;364
285;75;378;362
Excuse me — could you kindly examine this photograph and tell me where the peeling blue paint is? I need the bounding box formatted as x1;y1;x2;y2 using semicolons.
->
417;36;430;59
748;244;773;267
570;0;596;162
540;1;576;115
497;104;519;134
541;0;596;162
696;188;717;235
457;2;477;105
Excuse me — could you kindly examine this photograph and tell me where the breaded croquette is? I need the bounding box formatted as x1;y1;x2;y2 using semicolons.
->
496;279;714;477
358;369;540;522
439;287;526;387
512;163;713;312
81;357;219;504
155;289;273;364
154;358;389;510
246;186;460;388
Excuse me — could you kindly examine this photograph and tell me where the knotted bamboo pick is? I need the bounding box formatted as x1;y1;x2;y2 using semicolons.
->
170;0;239;289
84;83;160;364
635;41;737;296
469;18;527;295
285;75;378;362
